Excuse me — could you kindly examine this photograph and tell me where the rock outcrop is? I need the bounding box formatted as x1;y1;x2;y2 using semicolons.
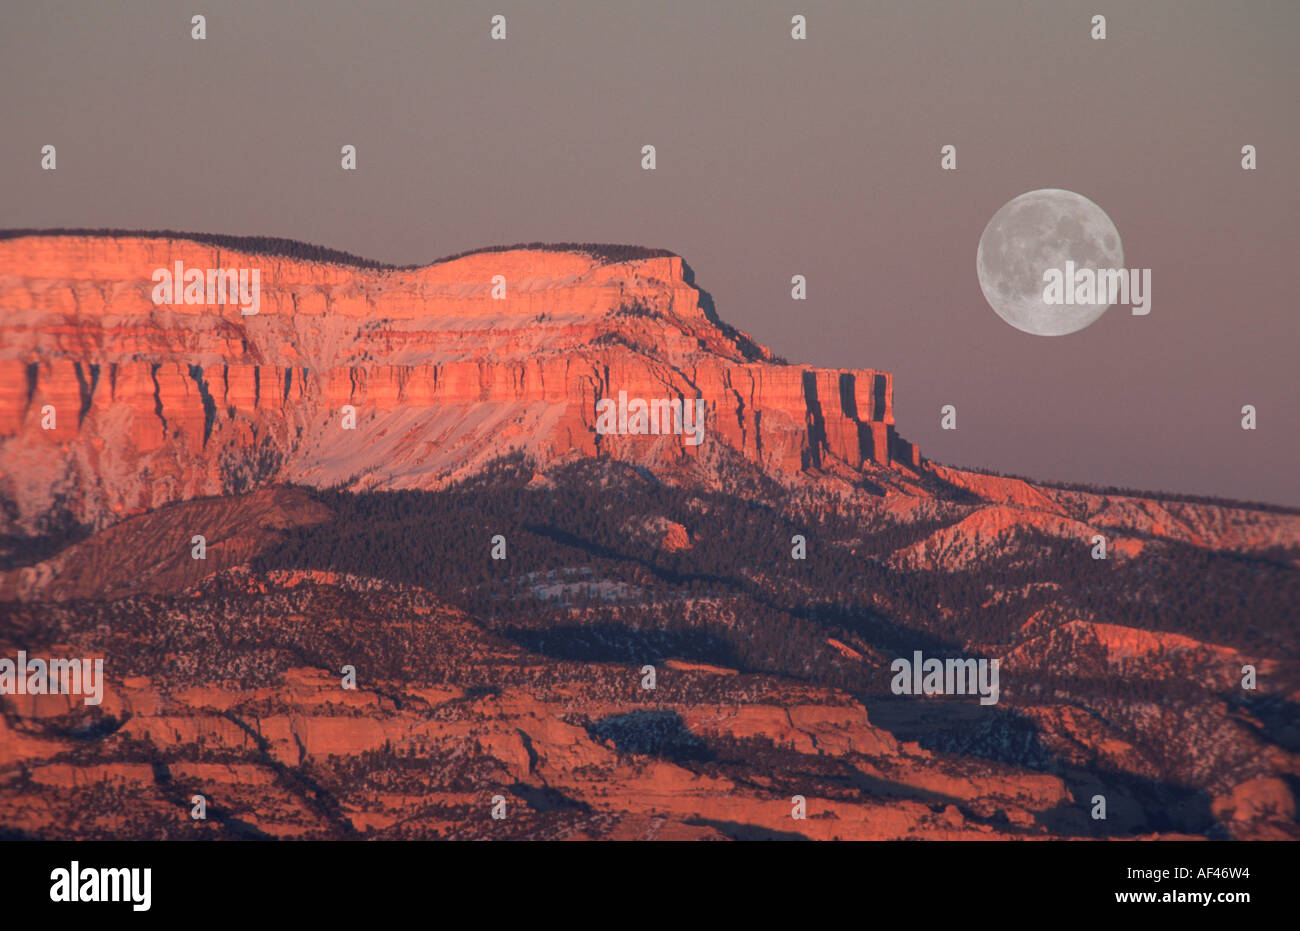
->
0;232;919;534
0;568;1076;841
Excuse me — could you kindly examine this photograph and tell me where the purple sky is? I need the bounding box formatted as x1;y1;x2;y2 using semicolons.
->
2;0;1296;504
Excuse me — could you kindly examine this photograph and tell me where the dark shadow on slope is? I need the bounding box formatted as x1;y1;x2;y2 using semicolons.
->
0;827;41;840
685;818;809;841
501;623;743;669
685;734;1040;835
1036;769;1217;838
862;699;1055;768
800;601;960;658
1283;775;1300;824
150;753;278;840
864;697;1217;837
910;465;988;506
218;710;359;839
587;710;713;763
1230;694;1300;753
25;710;129;742
509;782;590;813
520;522;965;661
523;523;731;587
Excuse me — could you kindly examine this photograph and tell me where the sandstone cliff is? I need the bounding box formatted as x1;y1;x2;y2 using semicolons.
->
0;232;919;534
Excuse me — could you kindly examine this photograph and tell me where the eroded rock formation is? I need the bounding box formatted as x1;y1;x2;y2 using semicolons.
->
0;233;918;534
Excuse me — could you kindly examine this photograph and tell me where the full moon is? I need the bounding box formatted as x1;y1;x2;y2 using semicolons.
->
976;188;1124;336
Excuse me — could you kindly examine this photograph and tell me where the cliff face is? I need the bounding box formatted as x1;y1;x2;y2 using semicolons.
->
0;233;918;533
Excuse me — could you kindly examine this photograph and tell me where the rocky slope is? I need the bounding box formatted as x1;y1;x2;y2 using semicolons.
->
0;568;1086;841
1;462;1295;840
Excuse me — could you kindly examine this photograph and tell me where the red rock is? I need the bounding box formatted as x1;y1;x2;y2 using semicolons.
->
0;234;918;533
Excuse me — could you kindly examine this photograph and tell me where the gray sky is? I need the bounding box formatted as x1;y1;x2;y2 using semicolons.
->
2;0;1296;505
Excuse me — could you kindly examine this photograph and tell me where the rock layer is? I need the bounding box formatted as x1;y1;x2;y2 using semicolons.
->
0;233;919;533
